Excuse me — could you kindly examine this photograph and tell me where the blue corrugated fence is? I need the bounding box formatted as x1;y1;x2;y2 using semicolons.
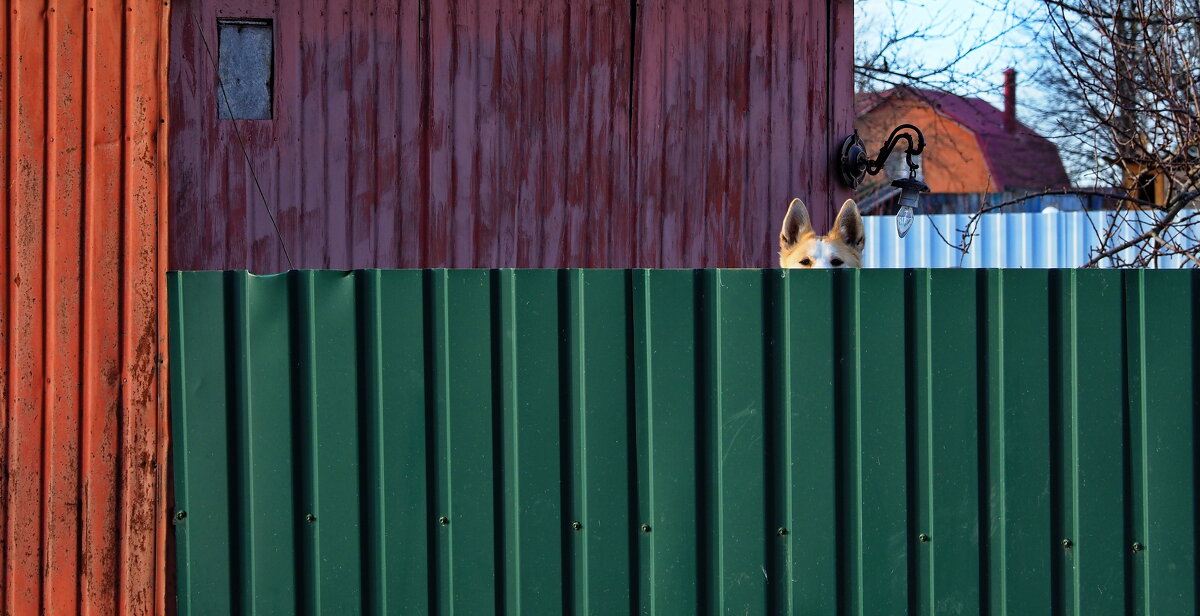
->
864;210;1200;268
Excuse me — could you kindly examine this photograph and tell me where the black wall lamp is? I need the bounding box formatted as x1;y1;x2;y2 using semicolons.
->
838;124;930;238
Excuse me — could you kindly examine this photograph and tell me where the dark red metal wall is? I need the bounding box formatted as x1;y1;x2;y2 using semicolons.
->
169;0;852;271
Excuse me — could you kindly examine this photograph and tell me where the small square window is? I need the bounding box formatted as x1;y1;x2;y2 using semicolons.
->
217;19;273;120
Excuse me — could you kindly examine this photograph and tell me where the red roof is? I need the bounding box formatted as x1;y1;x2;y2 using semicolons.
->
856;87;1071;191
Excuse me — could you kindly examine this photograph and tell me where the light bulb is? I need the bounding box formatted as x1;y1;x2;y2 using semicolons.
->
889;177;930;239
896;205;915;238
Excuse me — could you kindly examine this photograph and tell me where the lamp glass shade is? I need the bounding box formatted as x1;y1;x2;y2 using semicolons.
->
889;177;930;238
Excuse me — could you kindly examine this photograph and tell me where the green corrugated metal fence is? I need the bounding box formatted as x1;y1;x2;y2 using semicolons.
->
168;269;1199;615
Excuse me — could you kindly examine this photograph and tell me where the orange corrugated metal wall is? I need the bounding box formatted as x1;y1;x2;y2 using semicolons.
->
1;1;170;614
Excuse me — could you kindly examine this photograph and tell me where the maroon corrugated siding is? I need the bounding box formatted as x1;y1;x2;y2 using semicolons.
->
169;0;853;271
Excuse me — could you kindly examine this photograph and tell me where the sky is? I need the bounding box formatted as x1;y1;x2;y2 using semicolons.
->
853;1;1127;188
854;0;1050;113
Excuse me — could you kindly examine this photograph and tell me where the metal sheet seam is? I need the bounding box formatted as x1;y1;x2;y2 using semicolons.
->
157;1;172;613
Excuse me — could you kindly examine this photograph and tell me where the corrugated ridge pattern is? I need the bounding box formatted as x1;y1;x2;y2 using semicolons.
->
864;211;1200;268
631;0;852;268
1;0;170;614
170;269;1199;616
168;0;852;272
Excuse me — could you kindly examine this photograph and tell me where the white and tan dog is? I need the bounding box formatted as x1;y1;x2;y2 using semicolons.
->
778;198;864;268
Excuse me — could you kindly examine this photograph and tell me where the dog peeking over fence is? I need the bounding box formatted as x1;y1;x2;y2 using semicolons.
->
778;198;865;268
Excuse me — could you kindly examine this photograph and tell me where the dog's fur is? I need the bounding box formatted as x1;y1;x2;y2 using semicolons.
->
778;198;865;268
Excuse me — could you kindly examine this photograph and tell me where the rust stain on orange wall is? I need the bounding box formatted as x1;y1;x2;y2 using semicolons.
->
1;1;170;614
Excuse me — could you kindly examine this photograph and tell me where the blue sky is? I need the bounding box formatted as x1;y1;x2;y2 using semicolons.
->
855;0;1049;111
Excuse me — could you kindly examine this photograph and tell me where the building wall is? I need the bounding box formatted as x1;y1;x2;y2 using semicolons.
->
857;97;993;194
1;1;170;614
169;0;853;271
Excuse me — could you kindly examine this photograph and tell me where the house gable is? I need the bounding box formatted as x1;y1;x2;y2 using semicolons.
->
856;87;1071;193
856;94;995;193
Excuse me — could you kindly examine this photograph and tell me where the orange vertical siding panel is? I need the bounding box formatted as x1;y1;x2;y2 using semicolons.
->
1;1;170;615
8;5;49;616
82;1;126;612
119;2;166;613
45;0;86;613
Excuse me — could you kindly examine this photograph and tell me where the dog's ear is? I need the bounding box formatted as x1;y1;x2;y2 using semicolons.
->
830;199;864;251
780;198;813;248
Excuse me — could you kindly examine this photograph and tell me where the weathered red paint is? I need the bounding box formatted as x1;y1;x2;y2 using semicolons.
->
1;1;170;614
169;0;852;271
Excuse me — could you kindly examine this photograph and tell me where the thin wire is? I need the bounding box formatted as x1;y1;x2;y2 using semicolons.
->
190;7;295;270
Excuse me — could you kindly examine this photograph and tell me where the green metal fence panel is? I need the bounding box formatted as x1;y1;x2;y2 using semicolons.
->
1127;271;1198;614
234;271;299;616
169;269;1199;616
170;273;236;616
362;270;431;615
632;270;700;615
563;269;634;614
915;269;981;615
988;270;1054;614
497;269;564;615
1062;271;1127;616
774;270;838;615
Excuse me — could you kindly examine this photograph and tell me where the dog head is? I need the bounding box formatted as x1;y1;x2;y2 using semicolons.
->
778;198;864;268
